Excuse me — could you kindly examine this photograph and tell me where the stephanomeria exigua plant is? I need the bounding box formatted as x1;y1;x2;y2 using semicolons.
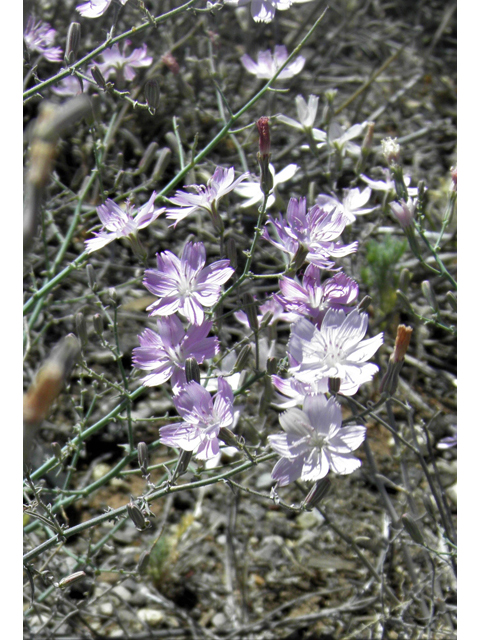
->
23;2;456;634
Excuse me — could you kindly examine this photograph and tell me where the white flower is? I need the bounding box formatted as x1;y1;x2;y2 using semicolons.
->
361;169;418;198
268;394;367;486
288;309;383;394
241;45;305;80
225;0;315;24
277;95;319;132
316;187;375;224
234;163;299;209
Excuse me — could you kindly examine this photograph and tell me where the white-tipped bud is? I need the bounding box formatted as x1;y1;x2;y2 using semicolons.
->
137;442;149;476
65;22;81;65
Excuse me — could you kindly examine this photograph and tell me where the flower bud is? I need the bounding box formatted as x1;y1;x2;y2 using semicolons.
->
356;295;372;313
218;427;238;448
75;311;88;346
127;501;148;530
380;325;413;395
51;442;63;462
137;442;149;476
93;313;103;338
65;22;81;65
302;478;331;510
401;513;424;545
256;117;274;196
185;357;201;384
136;550;151;574
289;244;309;273
390;199;415;230
232;344;251;373
446;291;457;312
421;280;439;314
136;141;159;175
56;571;86;589
91;65;108;90
266;357;277;376
225;237;237;271
450;165;457;192
109;287;117;304
398;268;411;294
381;137;400;165
144;79;160;115
328;377;341;394
151;147;171;181
171;450;193;482
161;51;180;75
259;310;274;329
242;293;258;332
361;121;375;154
256;116;271;158
86;263;97;291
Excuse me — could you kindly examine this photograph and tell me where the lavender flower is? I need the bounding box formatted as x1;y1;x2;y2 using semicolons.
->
143;242;234;325
234;296;296;328
278;267;359;324
24;17;62;62
234;163;299;210
241;45;305;80
85;192;164;254
132;316;219;392
159;379;234;460
268;394;366;486
271;374;361;409
76;0;128;18
288;309;383;393
390;198;417;229
93;40;152;81
316;187;375;224
165;167;249;228
263;197;357;269
51;75;85;97
225;0;314;24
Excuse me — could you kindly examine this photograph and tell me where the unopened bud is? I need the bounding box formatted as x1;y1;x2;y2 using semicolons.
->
401;513;424;545
65;22;81;65
75;311;88;346
137;141;159;175
328;377;341;394
446;291;457;312
398;268;411;294
302;478;331;510
144;79;160;114
127;501;148;530
381;137;400;165
266;357;277;376
161;51;180;75
390;199;415;230
361;122;375;154
57;571;86;589
450;165;457;192
225;237;237;271
421;280;439;314
91;65;108;90
242;293;258;332
356;295;372;313
93;313;103;338
51;442;63;462
151;147;171;181
256;117;271;157
289;244;309;273
233;344;251;373
396;289;412;313
137;442;149;476
218;427;238;448
259;310;274;329
136;550;151;574
86;264;97;291
171;450;193;482
380;325;413;395
185;357;201;384
109;287;117;304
